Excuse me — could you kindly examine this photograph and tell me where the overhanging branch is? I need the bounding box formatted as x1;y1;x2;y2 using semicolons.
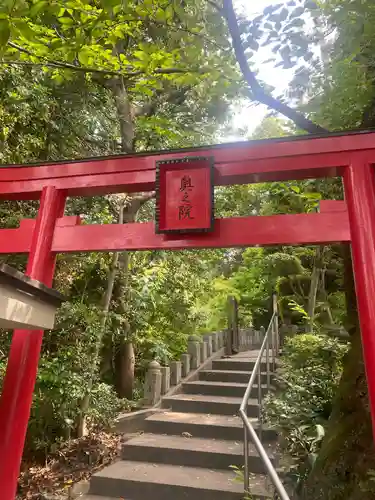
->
5;42;206;79
222;0;327;135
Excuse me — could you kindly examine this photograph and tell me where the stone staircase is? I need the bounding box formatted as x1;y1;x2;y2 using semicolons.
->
83;351;276;500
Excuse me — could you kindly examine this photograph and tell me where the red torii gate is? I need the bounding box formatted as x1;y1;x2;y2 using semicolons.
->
0;130;374;498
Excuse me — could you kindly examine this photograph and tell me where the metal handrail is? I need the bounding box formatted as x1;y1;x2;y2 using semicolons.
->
239;308;290;500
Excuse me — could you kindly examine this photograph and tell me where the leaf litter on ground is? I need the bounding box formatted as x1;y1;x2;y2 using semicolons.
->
17;431;123;500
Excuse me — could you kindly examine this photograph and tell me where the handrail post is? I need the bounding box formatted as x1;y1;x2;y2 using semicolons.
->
243;428;249;493
266;329;270;391
227;295;239;354
271;318;276;372
238;307;290;500
273;292;279;357
257;357;262;441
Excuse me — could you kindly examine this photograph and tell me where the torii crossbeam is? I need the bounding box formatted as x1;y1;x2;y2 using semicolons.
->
0;130;374;499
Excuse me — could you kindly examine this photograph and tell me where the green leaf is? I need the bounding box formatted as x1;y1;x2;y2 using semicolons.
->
245;38;259;51
29;0;48;17
287;18;305;28
78;50;90;66
290;7;305;18
280;45;292;61
101;0;122;9
0;19;10;49
263;3;283;15
59;17;74;26
252;14;263;24
304;0;318;8
303;192;321;200
278;8;289;21
12;20;38;41
303;51;314;61
165;5;174;21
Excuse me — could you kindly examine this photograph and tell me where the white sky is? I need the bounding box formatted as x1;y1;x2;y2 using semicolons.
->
224;0;294;141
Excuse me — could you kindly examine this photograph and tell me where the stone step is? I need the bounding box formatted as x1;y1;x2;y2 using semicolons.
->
212;358;272;372
89;460;271;500
121;432;275;473
162;393;259;416
200;369;272;384
145;411;277;442
183;380;270;398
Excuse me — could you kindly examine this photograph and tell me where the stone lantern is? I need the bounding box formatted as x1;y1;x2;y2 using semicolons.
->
0;263;64;330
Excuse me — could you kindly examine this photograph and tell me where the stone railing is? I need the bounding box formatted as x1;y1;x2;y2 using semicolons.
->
143;331;227;407
237;326;265;352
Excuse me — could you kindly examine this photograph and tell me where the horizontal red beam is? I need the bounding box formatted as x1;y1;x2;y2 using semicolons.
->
0;216;81;254
320;200;347;212
1;132;375;199
51;212;350;253
0;207;349;255
0;152;358;199
0;227;32;254
3;131;375;180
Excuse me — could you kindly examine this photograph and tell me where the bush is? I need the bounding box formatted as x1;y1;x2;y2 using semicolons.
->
22;302;131;461
26;372;128;460
264;333;348;489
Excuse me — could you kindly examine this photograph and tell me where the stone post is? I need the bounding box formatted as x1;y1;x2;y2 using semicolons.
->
243;328;250;349
144;360;161;406
218;331;224;348
216;331;221;348
211;332;219;352
224;330;232;355
200;339;208;363
170;361;182;386
181;353;190;377
188;335;201;369
160;365;170;395
204;334;213;357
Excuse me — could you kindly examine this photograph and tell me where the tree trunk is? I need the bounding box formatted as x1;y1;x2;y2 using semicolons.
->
113;249;134;399
77;205;125;437
321;268;334;326
115;340;135;399
306;247;322;332
107;77;134;153
111;195;154;398
77;75;155;432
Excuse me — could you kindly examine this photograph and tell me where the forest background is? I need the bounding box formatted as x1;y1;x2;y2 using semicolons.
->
0;0;374;498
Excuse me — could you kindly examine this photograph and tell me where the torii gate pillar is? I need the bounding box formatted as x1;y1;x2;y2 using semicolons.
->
0;187;66;500
344;160;375;433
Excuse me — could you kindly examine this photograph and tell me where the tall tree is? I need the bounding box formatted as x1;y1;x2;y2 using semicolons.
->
216;0;375;497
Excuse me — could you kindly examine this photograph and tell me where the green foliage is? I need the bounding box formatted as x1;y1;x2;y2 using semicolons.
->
0;68;118;163
24;301;129;458
251;116;296;140
265;333;349;489
0;1;366;486
0;0;242;150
